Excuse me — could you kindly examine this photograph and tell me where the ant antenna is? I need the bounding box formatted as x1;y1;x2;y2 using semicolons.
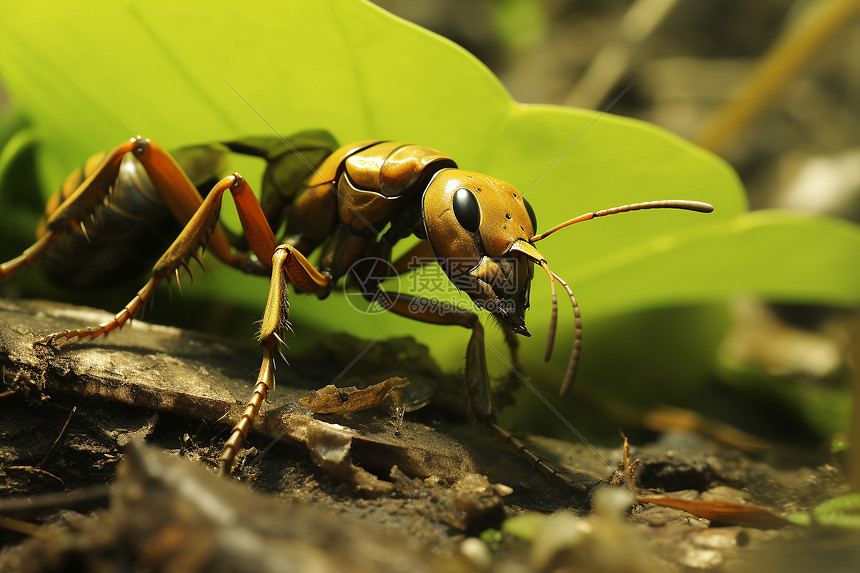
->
531;200;714;243
528;199;714;397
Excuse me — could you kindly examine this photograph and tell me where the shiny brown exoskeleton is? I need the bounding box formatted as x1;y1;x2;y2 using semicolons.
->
0;132;713;490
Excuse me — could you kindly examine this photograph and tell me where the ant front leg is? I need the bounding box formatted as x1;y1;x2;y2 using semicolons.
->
386;240;523;381
359;283;582;493
463;320;585;493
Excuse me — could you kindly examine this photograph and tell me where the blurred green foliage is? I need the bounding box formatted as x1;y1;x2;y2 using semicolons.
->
789;493;860;528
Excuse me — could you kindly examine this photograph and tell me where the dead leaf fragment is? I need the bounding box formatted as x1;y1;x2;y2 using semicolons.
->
637;495;792;529
299;377;409;414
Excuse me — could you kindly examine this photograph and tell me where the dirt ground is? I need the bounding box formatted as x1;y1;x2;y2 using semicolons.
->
0;297;857;572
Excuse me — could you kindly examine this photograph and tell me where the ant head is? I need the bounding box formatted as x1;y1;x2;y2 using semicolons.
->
421;164;714;401
422;169;537;335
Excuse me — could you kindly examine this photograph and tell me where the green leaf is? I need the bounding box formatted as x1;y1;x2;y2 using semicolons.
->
502;512;548;540
789;493;860;529
1;0;858;423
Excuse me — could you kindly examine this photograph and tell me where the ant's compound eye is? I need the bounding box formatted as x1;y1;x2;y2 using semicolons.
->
523;197;537;233
453;188;481;232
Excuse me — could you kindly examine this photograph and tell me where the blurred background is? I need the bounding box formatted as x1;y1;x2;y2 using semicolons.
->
376;0;860;217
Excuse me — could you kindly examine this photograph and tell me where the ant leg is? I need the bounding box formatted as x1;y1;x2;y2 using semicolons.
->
0;139;141;279
391;241;521;367
358;287;582;493
0;137;272;284
1;233;57;279
218;244;330;476
38;171;277;346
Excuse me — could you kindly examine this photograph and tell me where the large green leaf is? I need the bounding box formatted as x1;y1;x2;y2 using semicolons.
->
1;0;858;416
